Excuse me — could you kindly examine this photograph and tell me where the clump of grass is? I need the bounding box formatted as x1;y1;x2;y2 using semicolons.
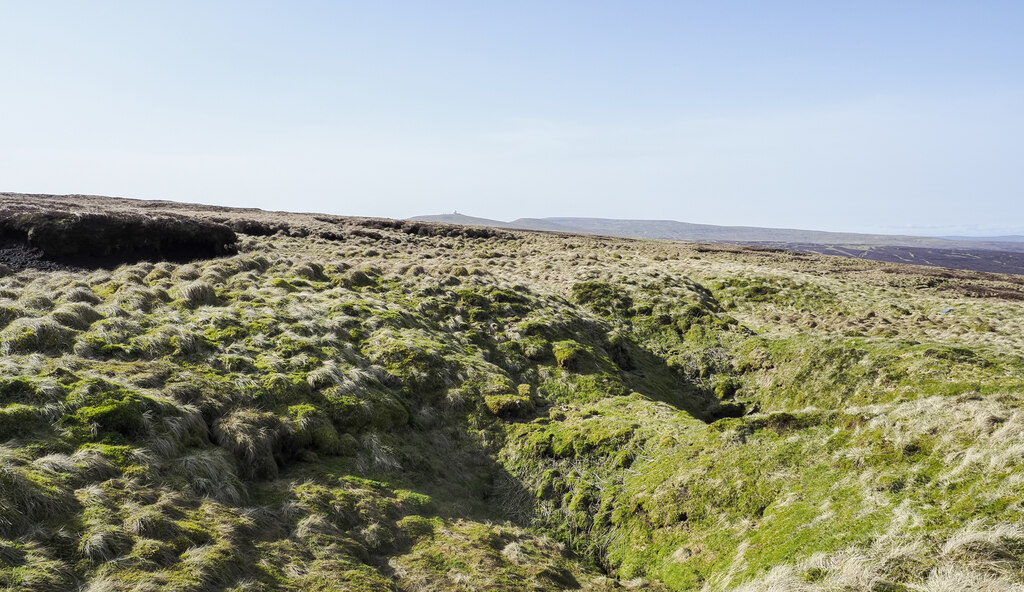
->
231;254;271;273
306;360;345;389
552;339;587;371
18;293;54;311
286;404;349;455
79;524;133;562
128;537;178;568
176;280;219;307
109;285;168;313
941;521;1024;572
291;261;327;281
178;540;247;589
212;409;282;479
32;452;77;475
0;303;27;330
0;449;74;536
1;317;76;354
70;447;118;482
51;302;103;330
342;268;378;288
61;285;102;304
356;432;401;473
0;403;49;439
177;449;245;504
484;394;535;419
74;317;147;358
727;520;1024;592
0;541;75;591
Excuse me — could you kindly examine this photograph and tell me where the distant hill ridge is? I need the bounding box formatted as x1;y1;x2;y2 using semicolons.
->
410;213;1024;252
410;213;1024;275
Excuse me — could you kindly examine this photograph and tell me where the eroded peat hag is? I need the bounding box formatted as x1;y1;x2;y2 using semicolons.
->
2;194;1024;591
1;198;238;271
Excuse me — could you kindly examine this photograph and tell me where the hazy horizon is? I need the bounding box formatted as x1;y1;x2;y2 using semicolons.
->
2;2;1022;235
412;210;1024;238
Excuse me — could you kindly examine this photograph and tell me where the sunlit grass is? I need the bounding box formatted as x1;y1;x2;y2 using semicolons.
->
1;195;1024;590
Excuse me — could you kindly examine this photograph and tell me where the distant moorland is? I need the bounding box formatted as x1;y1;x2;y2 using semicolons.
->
413;213;1024;275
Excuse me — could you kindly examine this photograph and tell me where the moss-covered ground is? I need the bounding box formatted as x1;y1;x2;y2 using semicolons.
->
2;197;1024;591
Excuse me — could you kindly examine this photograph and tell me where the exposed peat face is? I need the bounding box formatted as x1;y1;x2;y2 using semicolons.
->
0;209;237;271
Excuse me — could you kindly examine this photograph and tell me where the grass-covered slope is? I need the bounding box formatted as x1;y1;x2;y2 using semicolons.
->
2;196;1024;591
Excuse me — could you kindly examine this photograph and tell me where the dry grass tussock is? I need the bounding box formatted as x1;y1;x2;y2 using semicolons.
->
725;520;1024;592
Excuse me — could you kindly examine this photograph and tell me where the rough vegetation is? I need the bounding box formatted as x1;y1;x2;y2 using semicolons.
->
2;194;1024;591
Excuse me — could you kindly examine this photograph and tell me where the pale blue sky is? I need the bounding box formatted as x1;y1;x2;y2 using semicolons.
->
2;2;1022;235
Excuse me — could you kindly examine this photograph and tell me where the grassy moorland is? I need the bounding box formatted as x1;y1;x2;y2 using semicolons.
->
412;213;1024;276
2;195;1024;591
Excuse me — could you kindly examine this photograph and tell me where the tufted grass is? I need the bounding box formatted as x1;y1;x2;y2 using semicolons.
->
1;195;1024;590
